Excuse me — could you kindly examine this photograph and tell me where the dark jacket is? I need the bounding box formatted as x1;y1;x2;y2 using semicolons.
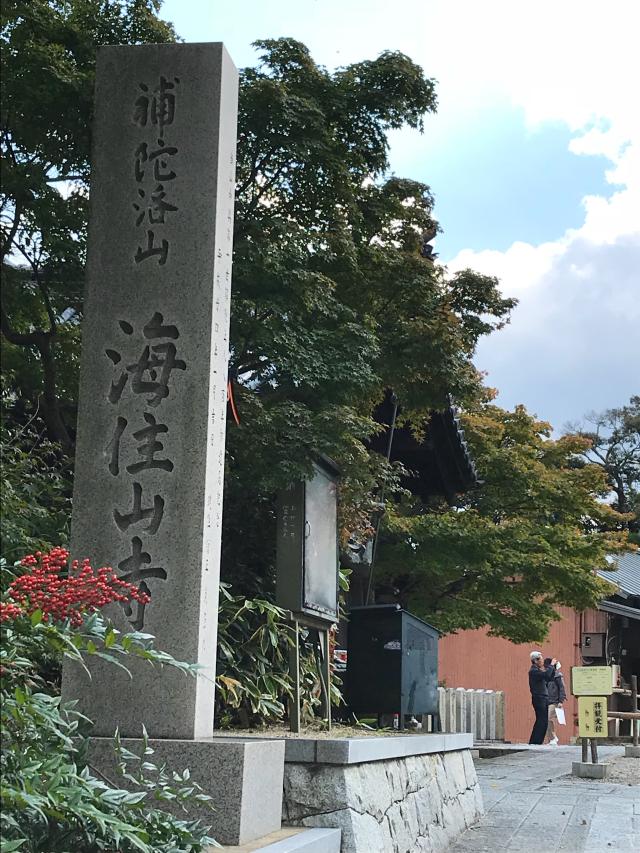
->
548;672;567;704
529;663;556;699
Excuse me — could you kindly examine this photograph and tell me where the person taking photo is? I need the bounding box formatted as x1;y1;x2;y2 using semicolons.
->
528;651;557;745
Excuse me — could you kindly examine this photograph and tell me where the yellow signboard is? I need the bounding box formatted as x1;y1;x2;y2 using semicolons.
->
571;666;613;696
578;696;608;738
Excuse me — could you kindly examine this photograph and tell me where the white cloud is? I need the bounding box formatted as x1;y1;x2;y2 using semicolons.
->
446;146;640;426
466;230;640;427
418;1;639;127
425;0;640;424
424;1;640;209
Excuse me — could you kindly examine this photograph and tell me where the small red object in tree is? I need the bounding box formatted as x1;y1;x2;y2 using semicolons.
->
1;547;150;628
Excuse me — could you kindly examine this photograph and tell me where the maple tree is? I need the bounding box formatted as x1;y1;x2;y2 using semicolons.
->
374;402;629;642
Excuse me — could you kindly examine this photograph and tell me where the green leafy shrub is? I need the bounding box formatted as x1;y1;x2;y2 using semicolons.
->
215;585;291;725
1;551;217;852
215;583;342;728
0;425;72;567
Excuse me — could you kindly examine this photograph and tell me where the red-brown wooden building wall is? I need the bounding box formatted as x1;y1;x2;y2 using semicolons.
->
438;607;607;743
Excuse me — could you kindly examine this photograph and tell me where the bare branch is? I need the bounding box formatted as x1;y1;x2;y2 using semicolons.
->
0;302;40;347
34;271;57;336
47;174;85;183
237;145;279;197
14;241;39;272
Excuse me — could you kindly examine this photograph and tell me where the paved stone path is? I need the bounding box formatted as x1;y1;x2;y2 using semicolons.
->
450;746;639;852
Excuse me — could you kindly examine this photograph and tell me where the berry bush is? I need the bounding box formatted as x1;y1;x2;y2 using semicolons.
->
1;549;217;853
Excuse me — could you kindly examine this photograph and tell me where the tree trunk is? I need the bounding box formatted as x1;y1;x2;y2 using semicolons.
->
613;475;628;514
1;301;74;453
37;335;74;453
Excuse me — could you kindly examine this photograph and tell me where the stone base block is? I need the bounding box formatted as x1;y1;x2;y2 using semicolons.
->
477;745;527;758
624;745;640;758
572;761;608;779
88;736;284;845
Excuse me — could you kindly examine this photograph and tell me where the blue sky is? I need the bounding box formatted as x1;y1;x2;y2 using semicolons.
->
161;0;639;429
387;114;612;259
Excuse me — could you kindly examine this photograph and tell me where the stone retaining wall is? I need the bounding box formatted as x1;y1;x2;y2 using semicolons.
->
283;748;482;853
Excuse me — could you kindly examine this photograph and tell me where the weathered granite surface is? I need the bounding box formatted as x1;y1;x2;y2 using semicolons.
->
62;42;238;739
88;736;284;846
283;749;483;852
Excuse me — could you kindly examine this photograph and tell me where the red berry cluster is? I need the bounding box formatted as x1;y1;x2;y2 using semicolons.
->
0;602;23;622
1;547;151;628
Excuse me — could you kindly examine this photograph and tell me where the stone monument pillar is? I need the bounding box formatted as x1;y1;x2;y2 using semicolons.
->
63;43;237;740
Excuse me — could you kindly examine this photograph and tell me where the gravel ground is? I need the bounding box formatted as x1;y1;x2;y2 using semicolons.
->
596;755;639;785
212;722;424;739
565;754;639;785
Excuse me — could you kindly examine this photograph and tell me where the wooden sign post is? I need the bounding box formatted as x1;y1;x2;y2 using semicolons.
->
572;666;612;772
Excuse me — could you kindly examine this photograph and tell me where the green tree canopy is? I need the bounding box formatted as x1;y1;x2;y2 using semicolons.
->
222;38;515;589
568;396;640;540
1;0;176;447
375;402;628;642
